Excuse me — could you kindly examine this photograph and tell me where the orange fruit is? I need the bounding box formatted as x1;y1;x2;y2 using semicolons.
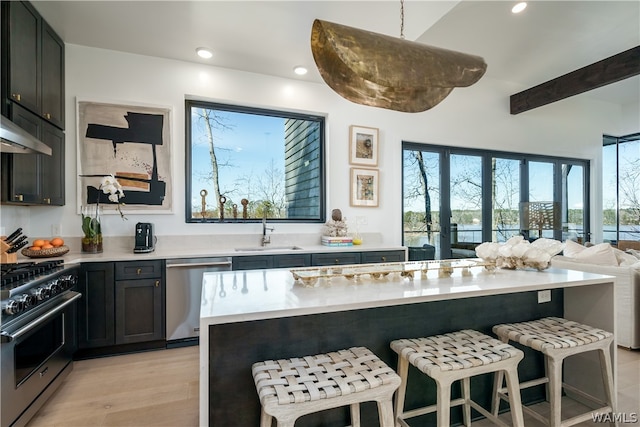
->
32;239;45;247
29;246;42;251
51;237;64;247
43;240;50;245
41;244;54;249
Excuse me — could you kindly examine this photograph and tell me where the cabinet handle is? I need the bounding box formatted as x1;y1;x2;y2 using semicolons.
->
155;280;160;288
381;256;387;262
12;93;21;101
44;113;51;120
137;268;142;275
14;194;23;202
43;198;51;204
334;259;339;264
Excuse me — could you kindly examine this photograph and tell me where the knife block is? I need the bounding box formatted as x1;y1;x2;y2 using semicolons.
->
1;237;18;264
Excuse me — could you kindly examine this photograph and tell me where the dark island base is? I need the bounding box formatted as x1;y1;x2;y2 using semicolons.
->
209;289;564;426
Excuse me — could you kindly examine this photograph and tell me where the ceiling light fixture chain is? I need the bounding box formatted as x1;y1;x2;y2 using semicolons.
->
400;0;405;39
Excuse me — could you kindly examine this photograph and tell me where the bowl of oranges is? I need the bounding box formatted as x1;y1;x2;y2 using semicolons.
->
21;237;69;258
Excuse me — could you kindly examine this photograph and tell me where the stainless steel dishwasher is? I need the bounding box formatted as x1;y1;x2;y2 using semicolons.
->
165;257;232;345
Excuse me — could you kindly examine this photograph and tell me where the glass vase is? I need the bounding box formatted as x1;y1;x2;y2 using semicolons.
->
81;205;103;253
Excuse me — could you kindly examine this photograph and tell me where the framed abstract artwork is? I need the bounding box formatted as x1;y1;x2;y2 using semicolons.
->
350;167;379;207
349;125;378;166
76;99;173;214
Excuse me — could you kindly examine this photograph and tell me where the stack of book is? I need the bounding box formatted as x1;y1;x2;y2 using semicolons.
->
321;236;353;247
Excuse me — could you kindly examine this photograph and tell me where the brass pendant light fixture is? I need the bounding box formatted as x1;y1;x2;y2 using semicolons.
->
310;2;487;113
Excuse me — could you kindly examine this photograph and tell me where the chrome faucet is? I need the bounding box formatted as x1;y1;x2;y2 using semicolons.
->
262;214;274;246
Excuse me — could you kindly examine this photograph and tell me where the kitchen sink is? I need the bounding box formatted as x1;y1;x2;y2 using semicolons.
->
234;246;303;252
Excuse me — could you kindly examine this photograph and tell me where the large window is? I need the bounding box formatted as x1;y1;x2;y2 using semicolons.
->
185;100;325;222
402;142;590;259
603;133;640;243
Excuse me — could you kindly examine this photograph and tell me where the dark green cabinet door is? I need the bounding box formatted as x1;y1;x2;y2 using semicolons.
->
78;262;116;349
41;20;64;128
4;1;40;115
40;119;65;205
311;252;361;266
232;255;274;270
115;278;164;344
1;103;65;205
3;104;40;203
360;250;406;264
273;253;311;268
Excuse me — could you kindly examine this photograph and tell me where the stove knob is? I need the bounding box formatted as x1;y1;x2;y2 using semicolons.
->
34;286;51;300
3;299;23;315
59;275;75;290
45;280;61;295
16;294;36;309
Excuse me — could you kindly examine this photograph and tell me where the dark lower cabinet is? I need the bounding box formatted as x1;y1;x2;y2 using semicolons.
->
360;250;405;264
311;252;361;266
77;260;165;356
115;278;164;344
77;262;115;349
233;250;406;270
232;253;311;270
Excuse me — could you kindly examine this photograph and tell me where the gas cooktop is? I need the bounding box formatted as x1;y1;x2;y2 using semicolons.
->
1;260;65;297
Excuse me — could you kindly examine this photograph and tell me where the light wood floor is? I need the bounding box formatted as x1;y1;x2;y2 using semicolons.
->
27;346;638;427
27;346;199;427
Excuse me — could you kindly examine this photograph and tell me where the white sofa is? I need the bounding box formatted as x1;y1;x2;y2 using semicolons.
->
551;254;640;349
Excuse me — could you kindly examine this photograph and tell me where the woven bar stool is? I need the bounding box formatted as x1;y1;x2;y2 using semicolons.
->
252;346;401;427
391;329;525;427
492;317;615;427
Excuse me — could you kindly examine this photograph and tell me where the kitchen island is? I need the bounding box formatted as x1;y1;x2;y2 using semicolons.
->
199;262;616;426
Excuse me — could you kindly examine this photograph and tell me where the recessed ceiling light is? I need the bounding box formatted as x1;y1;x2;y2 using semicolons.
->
196;47;213;59
293;66;308;75
512;2;527;13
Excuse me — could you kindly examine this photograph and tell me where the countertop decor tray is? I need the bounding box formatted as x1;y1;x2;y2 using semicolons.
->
291;259;490;286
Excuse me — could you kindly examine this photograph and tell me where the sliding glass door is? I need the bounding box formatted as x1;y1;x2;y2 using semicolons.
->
403;142;590;259
449;154;483;258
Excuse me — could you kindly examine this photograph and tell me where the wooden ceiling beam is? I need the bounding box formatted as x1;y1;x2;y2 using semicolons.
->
510;45;640;114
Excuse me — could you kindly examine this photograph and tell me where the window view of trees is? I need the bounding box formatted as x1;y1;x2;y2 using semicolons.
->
185;101;324;222
603;134;640;243
403;150;440;248
492;158;520;241
403;142;590;259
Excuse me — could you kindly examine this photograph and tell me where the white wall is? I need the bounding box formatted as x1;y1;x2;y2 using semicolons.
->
1;44;631;245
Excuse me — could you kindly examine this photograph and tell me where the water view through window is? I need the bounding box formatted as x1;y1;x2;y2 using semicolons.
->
402;142;590;259
603;133;640;243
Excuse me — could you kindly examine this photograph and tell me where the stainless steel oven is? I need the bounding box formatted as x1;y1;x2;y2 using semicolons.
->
1;261;80;427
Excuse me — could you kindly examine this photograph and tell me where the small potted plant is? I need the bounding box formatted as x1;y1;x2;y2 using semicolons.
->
81;174;126;253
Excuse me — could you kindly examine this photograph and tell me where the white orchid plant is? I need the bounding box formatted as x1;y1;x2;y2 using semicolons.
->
100;174;126;218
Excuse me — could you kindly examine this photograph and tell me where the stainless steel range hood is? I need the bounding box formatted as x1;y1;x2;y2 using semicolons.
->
0;117;52;155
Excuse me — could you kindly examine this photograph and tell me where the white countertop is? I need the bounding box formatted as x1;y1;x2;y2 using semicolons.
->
200;264;615;325
18;233;404;264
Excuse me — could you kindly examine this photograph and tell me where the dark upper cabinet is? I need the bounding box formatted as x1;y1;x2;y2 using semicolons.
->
0;1;66;206
40;118;65;204
1;104;40;203
40;19;65;129
1;103;65;205
1;1;65;129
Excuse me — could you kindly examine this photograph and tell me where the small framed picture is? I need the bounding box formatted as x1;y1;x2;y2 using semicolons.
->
350;168;379;207
349;125;378;166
